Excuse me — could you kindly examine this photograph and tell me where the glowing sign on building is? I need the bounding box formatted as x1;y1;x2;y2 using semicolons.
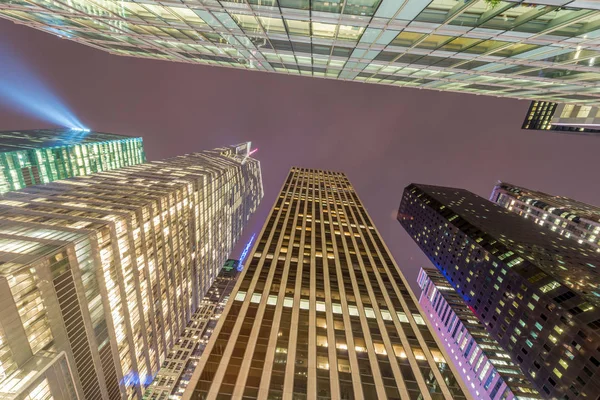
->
238;234;255;271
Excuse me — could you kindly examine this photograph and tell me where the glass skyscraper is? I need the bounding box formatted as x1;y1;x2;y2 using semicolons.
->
144;260;241;399
398;184;600;399
0;143;262;400
490;181;600;252
184;167;469;400
417;267;540;400
522;101;600;136
0;128;146;193
2;1;600;103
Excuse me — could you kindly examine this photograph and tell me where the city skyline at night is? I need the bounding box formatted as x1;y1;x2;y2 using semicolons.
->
1;5;600;398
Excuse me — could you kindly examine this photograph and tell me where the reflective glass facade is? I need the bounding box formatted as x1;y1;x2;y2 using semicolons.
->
399;184;600;399
0;143;262;400
184;167;469;400
417;268;540;400
491;182;600;252
143;260;241;399
2;1;600;103
0;128;146;193
522;101;600;136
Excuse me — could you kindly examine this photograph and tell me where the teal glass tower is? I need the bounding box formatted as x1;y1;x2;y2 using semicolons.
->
0;128;146;193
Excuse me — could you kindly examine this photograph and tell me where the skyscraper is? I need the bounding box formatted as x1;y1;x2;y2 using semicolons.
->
490;181;600;252
144;260;241;399
398;184;600;399
3;2;600;104
522;101;600;136
0;143;262;400
184;167;469;400
417;267;540;400
0;128;146;193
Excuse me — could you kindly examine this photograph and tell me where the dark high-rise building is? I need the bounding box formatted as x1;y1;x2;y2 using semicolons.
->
522;101;600;136
417;268;540;400
490;181;600;252
0;128;146;193
184;168;469;400
144;260;241;399
398;184;600;399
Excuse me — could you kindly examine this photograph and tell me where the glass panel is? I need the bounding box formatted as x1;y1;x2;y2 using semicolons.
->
337;25;365;41
415;34;454;50
438;36;481;53
390;31;424;47
343;0;381;17
258;16;286;33
312;22;337;38
285;19;310;36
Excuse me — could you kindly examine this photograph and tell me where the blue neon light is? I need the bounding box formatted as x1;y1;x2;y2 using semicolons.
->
238;234;255;271
120;371;153;387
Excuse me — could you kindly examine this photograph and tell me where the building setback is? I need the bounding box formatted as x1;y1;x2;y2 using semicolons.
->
417;268;540;400
521;101;600;136
0;128;146;193
144;259;241;399
490;181;600;252
0;143;262;400
398;184;600;399
184;167;469;400
3;2;600;103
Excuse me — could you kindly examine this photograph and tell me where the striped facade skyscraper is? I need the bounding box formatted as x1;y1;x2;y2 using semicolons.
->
0;143;262;400
184;167;469;400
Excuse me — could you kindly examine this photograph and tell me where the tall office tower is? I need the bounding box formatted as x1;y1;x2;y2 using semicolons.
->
490;181;600;252
522;101;600;136
0;143;262;400
4;2;600;104
417;268;540;400
398;184;600;399
0;128;146;193
144;259;241;399
184;167;469;400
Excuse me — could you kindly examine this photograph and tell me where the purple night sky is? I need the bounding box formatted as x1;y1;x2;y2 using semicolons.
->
1;20;598;294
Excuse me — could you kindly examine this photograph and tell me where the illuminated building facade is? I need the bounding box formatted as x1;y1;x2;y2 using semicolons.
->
143;260;240;399
184;167;469;400
398;184;600;399
417;268;540;400
522;101;600;136
490;181;600;252
0;128;146;193
0;143;262;400
4;2;600;103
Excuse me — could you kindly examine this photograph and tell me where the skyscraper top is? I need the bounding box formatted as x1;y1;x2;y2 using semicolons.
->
0;128;146;193
0;128;138;152
403;183;600;304
3;1;600;103
491;181;600;224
